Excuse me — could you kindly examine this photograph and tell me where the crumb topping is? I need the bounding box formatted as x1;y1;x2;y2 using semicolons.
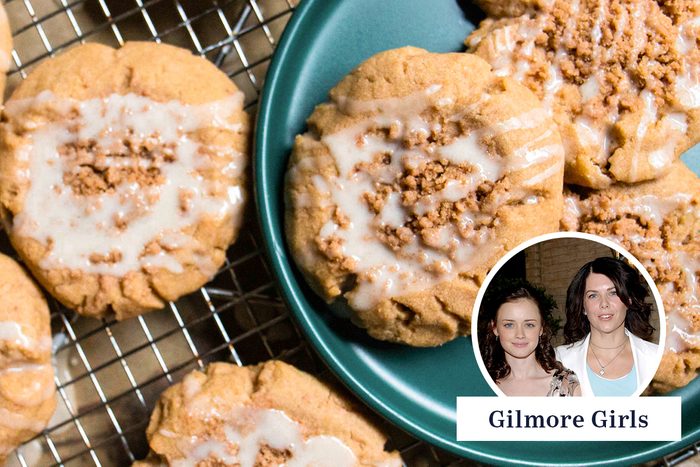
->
61;139;173;196
160;406;358;467
467;0;698;184
4;91;246;277
473;0;684;105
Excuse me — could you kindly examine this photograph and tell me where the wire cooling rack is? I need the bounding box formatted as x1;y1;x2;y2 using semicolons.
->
0;0;697;466
1;0;470;465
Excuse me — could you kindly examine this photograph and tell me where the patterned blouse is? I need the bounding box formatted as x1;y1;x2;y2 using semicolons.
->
547;369;580;397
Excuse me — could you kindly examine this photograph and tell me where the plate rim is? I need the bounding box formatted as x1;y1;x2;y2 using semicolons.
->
254;0;700;464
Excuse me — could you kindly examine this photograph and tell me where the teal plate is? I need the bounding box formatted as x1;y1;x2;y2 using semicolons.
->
255;0;700;464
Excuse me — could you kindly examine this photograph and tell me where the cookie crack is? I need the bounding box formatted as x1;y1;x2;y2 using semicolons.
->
434;294;470;334
390;299;417;327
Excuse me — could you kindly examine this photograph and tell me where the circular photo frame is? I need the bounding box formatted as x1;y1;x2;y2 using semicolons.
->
471;232;666;398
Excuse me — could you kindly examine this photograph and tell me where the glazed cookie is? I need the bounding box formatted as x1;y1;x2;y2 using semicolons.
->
286;47;565;346
0;42;249;320
0;253;55;462
561;162;699;392
467;0;699;188
134;361;401;466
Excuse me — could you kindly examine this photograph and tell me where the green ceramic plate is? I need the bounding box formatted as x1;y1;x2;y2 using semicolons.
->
255;0;700;464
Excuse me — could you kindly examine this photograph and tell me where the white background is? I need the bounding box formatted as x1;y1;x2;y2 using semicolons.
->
457;397;681;441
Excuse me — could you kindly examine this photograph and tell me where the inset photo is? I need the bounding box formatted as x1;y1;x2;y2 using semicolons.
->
472;232;665;398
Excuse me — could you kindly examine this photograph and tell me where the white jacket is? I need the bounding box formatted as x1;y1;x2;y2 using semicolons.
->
555;329;660;396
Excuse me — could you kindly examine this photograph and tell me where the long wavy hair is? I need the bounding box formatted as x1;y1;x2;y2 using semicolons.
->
563;256;654;344
479;281;564;382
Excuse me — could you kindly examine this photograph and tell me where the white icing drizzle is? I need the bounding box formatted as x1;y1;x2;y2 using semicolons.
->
510;143;564;171
591;0;606;45
179;437;236;465
677;16;700;54
630;92;687;177
667;309;700;354
542;58;565;111
629;90;656;181
0;321;50;353
438;132;502;180
478;18;543;79
561;193;582;230
181;373;224;420
481;24;521;77
538;0;580;110
573;116;611;165
0;322;32;348
170;407;357;467
649;113;688;169
523;159;564;187
675;73;700;110
310;88;562;310
675;15;700;109
629;0;647;60
182;373;203;399
378;192;406;227
624;193;692;226
0;363;54;407
472;0;697;180
637;90;657;143
335;84;441;116
580;75;600;103
489;108;550;135
7;91;246;278
678;252;700;306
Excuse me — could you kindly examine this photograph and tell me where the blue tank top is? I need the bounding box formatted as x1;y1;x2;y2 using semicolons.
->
587;364;637;396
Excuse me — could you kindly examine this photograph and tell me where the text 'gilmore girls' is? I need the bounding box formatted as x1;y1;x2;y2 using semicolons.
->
489;409;647;429
456;397;680;441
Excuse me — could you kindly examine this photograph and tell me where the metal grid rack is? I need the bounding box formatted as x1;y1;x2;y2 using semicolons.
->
0;0;696;466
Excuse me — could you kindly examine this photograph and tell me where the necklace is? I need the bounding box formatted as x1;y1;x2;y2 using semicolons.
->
590;341;627;376
590;340;626;350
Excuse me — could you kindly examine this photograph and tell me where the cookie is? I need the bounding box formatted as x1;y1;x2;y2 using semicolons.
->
0;253;55;462
134;361;401;466
0;42;249;320
467;0;699;188
286;47;565;346
561;162;699;392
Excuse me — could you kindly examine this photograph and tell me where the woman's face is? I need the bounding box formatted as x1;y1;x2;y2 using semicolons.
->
583;272;627;335
493;298;542;360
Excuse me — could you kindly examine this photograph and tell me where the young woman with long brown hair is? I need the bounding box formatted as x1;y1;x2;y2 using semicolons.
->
479;282;580;397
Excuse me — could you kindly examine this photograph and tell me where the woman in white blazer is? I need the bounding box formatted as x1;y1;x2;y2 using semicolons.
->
555;257;661;396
